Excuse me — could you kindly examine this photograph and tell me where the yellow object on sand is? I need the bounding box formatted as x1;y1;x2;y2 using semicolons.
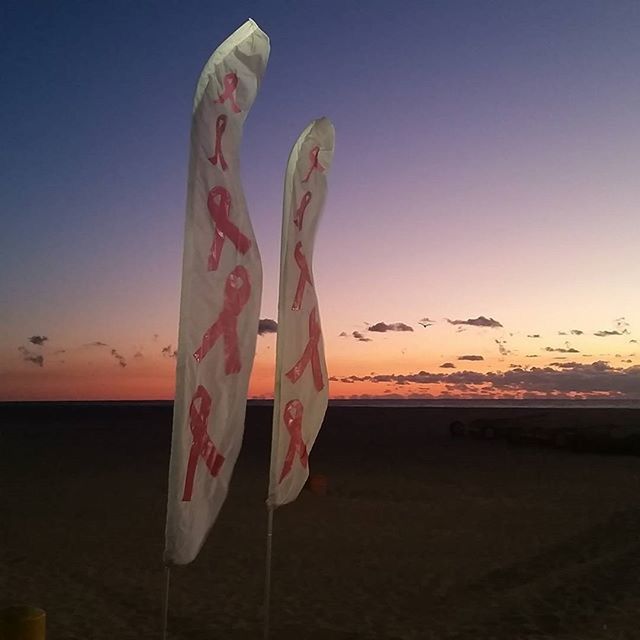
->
0;606;45;640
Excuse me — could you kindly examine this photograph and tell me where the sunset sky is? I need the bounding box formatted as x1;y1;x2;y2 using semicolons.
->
2;0;640;400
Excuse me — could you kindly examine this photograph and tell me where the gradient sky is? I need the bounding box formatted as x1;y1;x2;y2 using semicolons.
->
2;0;640;400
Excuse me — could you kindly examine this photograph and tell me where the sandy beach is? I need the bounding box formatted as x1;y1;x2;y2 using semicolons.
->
2;403;640;639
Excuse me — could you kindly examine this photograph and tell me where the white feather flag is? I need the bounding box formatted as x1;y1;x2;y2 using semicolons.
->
268;118;335;507
165;20;270;565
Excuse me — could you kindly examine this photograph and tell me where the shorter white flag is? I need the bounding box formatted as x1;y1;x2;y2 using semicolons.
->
268;118;335;507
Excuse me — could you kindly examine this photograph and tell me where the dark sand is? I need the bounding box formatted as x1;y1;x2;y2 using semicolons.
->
2;403;640;639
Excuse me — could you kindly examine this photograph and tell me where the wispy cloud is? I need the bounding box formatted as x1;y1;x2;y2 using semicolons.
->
594;329;628;337
28;335;48;346
447;316;503;329
85;341;109;347
368;322;414;333
570;329;584;336
544;345;580;353
111;349;127;368
353;331;372;342
161;345;177;359
615;317;630;330
18;346;44;367
458;355;484;361
495;339;511;356
258;318;278;335
331;361;640;397
527;334;541;338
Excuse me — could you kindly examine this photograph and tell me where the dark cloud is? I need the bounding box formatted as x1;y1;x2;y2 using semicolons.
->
133;351;143;359
258;318;278;335
111;349;127;368
458;355;484;361
353;331;372;342
54;349;66;354
615;317;630;330
161;345;178;359
631;339;638;344
558;331;567;336
330;360;640;397
18;346;44;367
339;332;348;337
418;317;435;327
594;329;628;337
440;362;456;369
85;341;108;347
527;334;541;338
525;354;539;358
28;335;48;346
570;329;584;336
544;346;579;354
447;316;502;329
368;322;414;333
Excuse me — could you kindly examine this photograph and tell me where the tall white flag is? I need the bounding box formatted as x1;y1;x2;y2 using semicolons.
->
268;118;335;507
165;20;270;565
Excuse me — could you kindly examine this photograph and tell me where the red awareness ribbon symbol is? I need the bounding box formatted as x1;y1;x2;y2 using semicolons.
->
193;265;251;373
279;399;308;483
285;306;324;391
207;186;252;272
302;146;325;183
208;114;228;171
214;72;241;113
292;242;312;311
182;384;225;502
293;191;312;231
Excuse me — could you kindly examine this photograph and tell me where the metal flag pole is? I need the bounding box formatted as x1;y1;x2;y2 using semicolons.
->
263;505;275;640
162;566;171;640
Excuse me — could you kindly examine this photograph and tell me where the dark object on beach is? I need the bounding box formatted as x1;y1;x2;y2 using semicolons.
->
307;473;328;496
449;421;466;437
467;418;512;440
0;605;46;640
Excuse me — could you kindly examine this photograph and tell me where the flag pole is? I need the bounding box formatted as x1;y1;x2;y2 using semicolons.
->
161;566;171;640
263;504;275;640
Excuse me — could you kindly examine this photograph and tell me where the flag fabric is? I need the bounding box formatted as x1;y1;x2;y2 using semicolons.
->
268;118;335;507
165;19;270;566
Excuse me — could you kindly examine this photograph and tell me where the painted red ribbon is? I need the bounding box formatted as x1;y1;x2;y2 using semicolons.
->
207;186;251;271
292;241;312;311
193;265;251;373
182;384;225;502
285;306;324;391
293;191;312;231
208;114;228;171
214;72;241;113
279;399;308;483
302;146;325;183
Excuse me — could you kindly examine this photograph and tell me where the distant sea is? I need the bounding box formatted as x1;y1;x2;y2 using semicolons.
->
2;398;639;409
